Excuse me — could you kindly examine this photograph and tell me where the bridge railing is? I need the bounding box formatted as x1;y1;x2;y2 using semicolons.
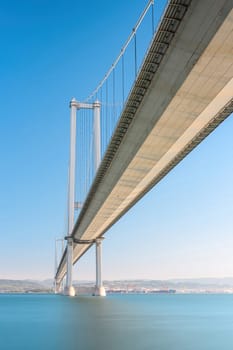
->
74;0;168;219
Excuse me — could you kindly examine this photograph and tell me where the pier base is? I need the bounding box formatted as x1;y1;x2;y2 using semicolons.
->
54;281;61;294
94;286;106;297
64;286;76;297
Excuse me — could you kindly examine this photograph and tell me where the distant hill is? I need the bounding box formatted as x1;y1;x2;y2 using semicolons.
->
1;278;233;293
0;279;53;293
99;278;233;293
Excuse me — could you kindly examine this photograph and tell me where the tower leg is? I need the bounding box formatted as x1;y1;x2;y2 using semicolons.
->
94;238;106;296
64;237;75;296
64;98;77;297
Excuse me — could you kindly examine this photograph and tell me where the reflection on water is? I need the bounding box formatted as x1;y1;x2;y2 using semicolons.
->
0;294;233;350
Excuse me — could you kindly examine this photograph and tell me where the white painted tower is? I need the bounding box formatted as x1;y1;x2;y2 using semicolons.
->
93;100;106;296
64;98;77;297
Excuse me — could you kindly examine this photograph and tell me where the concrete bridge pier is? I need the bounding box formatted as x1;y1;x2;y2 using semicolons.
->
94;238;106;296
54;280;60;294
64;237;75;296
55;280;64;294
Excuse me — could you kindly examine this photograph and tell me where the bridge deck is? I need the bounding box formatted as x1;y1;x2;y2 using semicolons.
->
56;0;233;282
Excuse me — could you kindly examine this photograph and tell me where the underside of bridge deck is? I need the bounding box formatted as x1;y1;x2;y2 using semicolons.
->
56;0;233;282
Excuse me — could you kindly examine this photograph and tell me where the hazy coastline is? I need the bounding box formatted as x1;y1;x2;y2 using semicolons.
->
2;277;233;294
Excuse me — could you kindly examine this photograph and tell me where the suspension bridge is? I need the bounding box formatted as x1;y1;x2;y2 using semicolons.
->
55;0;233;296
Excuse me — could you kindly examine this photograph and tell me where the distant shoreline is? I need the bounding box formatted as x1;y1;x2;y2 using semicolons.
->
2;291;233;296
1;278;233;294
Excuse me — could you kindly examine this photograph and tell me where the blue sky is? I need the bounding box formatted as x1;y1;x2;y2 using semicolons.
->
0;0;233;281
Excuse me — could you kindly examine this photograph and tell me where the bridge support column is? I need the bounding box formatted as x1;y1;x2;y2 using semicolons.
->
64;98;77;297
65;237;75;296
54;280;61;294
94;238;106;296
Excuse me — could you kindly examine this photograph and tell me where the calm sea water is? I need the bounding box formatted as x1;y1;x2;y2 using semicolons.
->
0;294;233;350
